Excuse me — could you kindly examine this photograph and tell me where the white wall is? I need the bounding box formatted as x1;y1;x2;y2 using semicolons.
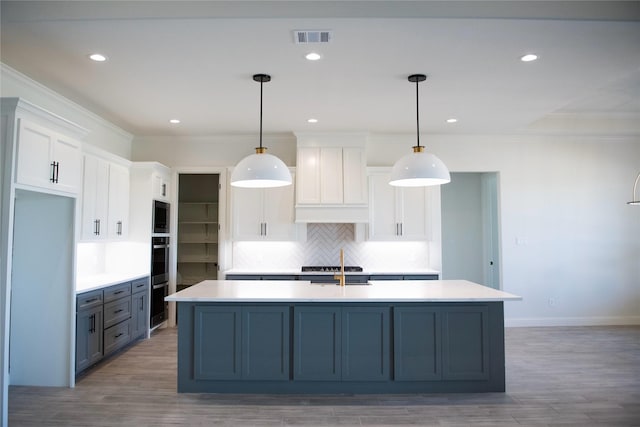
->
371;134;640;326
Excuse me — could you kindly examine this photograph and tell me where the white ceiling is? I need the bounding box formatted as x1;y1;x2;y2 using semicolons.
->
1;1;639;137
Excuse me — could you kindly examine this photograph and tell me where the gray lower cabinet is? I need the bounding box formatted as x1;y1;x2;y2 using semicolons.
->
393;305;490;381
176;301;504;393
293;306;390;381
76;276;150;375
193;305;290;381
76;305;103;373
131;278;150;340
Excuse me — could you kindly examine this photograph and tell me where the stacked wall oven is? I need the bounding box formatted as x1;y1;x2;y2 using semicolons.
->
151;200;169;328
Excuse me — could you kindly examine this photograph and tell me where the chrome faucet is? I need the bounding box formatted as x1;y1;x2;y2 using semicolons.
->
334;248;346;286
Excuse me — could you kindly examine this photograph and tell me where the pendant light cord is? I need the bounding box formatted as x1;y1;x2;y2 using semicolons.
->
259;78;263;149
415;77;420;148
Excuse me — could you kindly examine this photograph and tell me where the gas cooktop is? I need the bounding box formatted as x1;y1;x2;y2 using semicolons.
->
301;266;364;273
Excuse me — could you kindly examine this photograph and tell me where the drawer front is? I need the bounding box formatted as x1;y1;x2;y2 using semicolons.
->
76;290;103;311
104;282;132;303
104;319;131;356
104;297;132;328
132;277;149;294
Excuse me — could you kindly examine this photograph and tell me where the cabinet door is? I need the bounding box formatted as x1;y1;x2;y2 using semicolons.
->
293;307;341;380
399;186;430;240
152;171;170;201
76;306;103;373
342;307;390;381
262;174;297;240
320;147;343;203
81;155;109;239
15;119;55;190
232;187;265;240
394;307;441;380
107;163;130;239
342;147;367;204
52;133;82;194
131;291;148;340
242;306;290;380
441;306;490;380
368;173;400;239
193;306;242;380
296;146;321;204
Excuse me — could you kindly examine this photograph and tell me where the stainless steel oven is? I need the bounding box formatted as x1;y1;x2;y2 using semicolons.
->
151;236;169;327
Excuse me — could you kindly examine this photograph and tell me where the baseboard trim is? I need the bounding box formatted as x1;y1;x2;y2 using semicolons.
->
505;316;640;327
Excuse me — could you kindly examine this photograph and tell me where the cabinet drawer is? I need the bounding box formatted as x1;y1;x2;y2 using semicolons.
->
76;290;103;311
104;297;132;328
104;319;131;356
104;282;131;303
131;277;149;294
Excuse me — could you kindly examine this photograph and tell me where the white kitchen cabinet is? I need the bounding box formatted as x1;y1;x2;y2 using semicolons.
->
368;170;433;241
15;118;83;195
107;163;130;239
81;154;131;241
232;171;299;241
296;146;366;205
152;170;170;202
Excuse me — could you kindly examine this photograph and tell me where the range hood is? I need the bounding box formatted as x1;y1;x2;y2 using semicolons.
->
294;133;369;223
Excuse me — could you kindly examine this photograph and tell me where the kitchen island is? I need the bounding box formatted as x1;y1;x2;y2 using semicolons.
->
166;280;520;393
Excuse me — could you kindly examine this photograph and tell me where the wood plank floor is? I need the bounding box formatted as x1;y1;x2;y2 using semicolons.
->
9;326;640;426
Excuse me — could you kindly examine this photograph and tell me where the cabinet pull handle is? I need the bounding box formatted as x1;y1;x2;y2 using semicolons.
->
94;219;99;235
140;298;144;311
114;309;123;314
115;333;123;339
264;222;267;236
400;223;403;236
114;290;123;295
161;183;166;197
89;314;95;333
117;221;122;235
50;161;59;183
85;297;98;304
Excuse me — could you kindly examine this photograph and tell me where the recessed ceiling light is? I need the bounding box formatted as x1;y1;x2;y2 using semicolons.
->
520;54;538;62
307;118;318;123
305;52;322;61
169;119;180;124
89;53;107;62
446;118;458;123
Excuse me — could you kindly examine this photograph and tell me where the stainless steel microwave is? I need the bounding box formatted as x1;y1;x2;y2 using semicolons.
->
153;200;170;234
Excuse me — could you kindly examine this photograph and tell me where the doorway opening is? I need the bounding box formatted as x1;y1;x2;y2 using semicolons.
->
440;172;500;289
176;174;221;292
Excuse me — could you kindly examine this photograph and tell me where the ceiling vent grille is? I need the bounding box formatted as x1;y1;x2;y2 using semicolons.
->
293;30;332;44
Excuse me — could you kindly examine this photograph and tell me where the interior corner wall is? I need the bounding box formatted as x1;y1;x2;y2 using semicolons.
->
0;64;133;159
370;134;640;326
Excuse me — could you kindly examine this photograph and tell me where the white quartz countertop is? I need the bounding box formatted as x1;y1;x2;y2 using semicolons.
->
224;269;440;276
166;280;521;303
76;272;149;294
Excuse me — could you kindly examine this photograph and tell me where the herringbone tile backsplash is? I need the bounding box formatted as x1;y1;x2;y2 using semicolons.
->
232;223;430;271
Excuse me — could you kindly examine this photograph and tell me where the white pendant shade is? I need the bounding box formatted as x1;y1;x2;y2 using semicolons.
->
230;73;292;188
628;172;640;205
389;148;451;187
230;151;292;188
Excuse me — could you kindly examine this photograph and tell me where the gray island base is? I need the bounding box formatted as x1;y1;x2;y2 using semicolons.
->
167;280;521;394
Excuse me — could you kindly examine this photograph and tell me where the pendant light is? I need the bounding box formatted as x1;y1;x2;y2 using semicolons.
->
628;172;640;205
389;74;451;187
230;74;292;188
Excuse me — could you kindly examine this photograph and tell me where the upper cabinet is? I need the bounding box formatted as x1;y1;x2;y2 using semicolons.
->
81;152;131;241
15;118;83;196
152;169;170;202
129;162;172;241
294;133;368;223
367;169;435;241
232;169;301;241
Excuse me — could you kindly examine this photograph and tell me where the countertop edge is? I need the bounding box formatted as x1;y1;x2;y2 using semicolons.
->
76;272;150;294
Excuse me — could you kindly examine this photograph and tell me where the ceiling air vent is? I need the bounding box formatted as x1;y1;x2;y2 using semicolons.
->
293;30;332;44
